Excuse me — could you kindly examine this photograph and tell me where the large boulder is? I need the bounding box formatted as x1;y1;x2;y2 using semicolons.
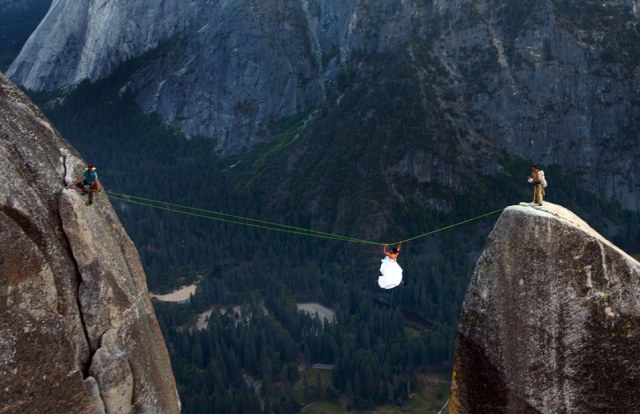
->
0;73;180;413
450;202;640;413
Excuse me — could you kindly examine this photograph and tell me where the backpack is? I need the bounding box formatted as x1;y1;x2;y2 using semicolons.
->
539;170;548;188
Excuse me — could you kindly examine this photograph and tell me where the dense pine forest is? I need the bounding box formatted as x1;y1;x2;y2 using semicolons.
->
3;0;639;411
30;41;640;414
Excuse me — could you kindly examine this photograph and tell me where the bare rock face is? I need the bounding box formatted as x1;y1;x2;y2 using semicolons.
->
450;203;640;413
0;73;179;413
6;0;192;92
7;1;640;213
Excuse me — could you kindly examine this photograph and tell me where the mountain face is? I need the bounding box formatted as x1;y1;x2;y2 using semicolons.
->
450;203;640;413
0;73;179;413
0;0;51;70
6;0;192;90
6;0;640;211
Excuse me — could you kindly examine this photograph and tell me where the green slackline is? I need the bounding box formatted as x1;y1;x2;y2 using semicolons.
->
104;190;504;246
398;207;506;243
106;191;378;245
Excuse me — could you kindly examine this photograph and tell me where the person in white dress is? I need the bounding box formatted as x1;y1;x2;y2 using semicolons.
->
378;241;403;289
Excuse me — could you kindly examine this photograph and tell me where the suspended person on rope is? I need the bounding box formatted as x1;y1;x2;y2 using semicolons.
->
72;164;101;206
527;164;545;206
378;241;403;289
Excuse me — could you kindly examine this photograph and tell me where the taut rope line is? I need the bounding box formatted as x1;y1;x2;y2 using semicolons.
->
105;190;504;246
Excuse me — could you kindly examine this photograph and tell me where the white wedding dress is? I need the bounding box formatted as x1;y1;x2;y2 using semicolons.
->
378;256;403;289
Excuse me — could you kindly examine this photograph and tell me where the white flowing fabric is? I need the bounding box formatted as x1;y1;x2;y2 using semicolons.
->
378;257;403;289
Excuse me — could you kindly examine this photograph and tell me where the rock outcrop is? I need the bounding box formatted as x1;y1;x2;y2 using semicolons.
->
450;202;640;413
0;73;179;413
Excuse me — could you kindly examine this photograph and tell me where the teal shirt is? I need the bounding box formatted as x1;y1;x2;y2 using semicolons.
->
83;170;98;185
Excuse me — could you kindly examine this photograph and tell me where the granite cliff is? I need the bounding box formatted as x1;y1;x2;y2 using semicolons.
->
450;202;640;413
0;72;180;413
6;0;640;212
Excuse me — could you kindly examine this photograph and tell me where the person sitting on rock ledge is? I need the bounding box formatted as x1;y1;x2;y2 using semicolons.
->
72;164;101;205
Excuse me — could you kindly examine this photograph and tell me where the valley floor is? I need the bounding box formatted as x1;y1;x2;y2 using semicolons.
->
149;283;197;302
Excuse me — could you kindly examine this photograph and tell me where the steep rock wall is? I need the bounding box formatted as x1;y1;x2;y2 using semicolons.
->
0;73;179;413
5;0;640;210
450;202;640;413
430;0;640;209
6;0;192;92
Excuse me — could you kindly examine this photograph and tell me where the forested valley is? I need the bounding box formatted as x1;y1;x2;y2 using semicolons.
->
31;54;640;413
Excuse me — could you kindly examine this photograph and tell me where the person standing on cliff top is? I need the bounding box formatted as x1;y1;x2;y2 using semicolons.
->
528;165;544;206
72;164;101;206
